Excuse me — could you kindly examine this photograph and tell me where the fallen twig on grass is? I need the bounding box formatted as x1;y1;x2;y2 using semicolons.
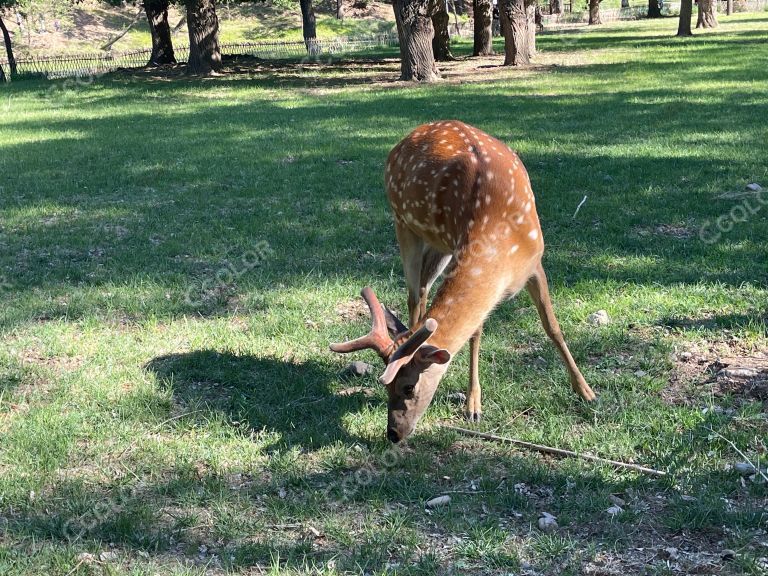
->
572;195;588;219
444;425;667;477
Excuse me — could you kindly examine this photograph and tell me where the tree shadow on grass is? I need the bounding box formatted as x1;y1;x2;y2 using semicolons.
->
145;350;379;449
658;311;768;333
1;35;767;333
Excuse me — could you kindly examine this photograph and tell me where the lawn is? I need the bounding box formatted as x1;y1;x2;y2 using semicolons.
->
1;13;767;576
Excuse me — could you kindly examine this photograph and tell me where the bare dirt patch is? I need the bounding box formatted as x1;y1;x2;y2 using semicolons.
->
665;341;768;410
634;223;697;240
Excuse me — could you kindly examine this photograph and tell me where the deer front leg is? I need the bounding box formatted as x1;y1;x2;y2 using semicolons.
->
466;326;482;422
526;262;596;401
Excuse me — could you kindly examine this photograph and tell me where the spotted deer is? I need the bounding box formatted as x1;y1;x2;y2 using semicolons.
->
331;120;596;443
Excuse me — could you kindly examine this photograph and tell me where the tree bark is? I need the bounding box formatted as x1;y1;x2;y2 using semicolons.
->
0;14;17;79
648;0;662;17
696;0;718;27
300;0;317;51
432;0;453;60
551;0;562;14
527;0;537;54
337;0;344;19
393;0;440;81
677;0;693;35
472;0;494;55
588;0;601;24
726;0;732;15
185;0;222;75
499;0;530;65
145;0;176;66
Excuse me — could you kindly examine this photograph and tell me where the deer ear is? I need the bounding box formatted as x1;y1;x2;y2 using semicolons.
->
382;305;408;339
417;346;452;366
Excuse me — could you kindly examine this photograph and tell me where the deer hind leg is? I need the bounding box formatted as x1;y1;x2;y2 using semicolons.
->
525;262;596;401
466;326;483;422
416;248;452;325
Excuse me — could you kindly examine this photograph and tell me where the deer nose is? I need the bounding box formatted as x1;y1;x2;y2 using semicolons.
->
387;428;401;443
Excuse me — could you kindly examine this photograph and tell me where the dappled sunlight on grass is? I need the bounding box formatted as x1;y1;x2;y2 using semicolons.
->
1;13;767;576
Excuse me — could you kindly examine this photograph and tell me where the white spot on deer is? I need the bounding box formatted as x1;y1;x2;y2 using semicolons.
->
508;244;519;255
506;195;515;206
486;172;494;181
524;201;532;213
528;229;539;240
475;199;481;208
468;219;475;228
485;195;492;205
515;214;524;224
482;215;489;225
470;268;483;277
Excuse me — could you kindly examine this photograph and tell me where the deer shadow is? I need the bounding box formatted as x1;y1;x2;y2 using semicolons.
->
145;350;380;450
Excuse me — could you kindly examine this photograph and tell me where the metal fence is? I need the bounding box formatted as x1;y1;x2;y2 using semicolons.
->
0;33;401;80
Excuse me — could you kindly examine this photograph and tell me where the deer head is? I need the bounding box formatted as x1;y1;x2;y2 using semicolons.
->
330;287;451;442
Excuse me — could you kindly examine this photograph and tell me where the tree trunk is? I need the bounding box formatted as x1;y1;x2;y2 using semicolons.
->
393;0;440;82
145;0;176;66
527;0;537;55
696;0;718;27
648;0;662;17
0;14;17;79
472;0;494;55
677;0;693;35
551;0;562;14
499;0;530;65
726;0;732;15
337;0;344;19
185;0;222;75
0;63;5;83
432;0;453;60
300;0;317;51
588;0;601;24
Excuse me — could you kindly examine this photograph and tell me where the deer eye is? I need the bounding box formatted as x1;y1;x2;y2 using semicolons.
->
402;384;415;396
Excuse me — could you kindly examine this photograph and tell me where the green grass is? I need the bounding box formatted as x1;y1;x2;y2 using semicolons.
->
2;13;768;576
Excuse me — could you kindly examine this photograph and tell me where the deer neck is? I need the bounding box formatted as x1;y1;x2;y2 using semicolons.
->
423;262;512;355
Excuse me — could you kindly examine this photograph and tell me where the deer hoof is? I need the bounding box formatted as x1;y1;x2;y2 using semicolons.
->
465;410;482;423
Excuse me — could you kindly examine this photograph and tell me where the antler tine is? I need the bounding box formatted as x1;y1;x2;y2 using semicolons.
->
361;286;388;335
329;287;394;361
